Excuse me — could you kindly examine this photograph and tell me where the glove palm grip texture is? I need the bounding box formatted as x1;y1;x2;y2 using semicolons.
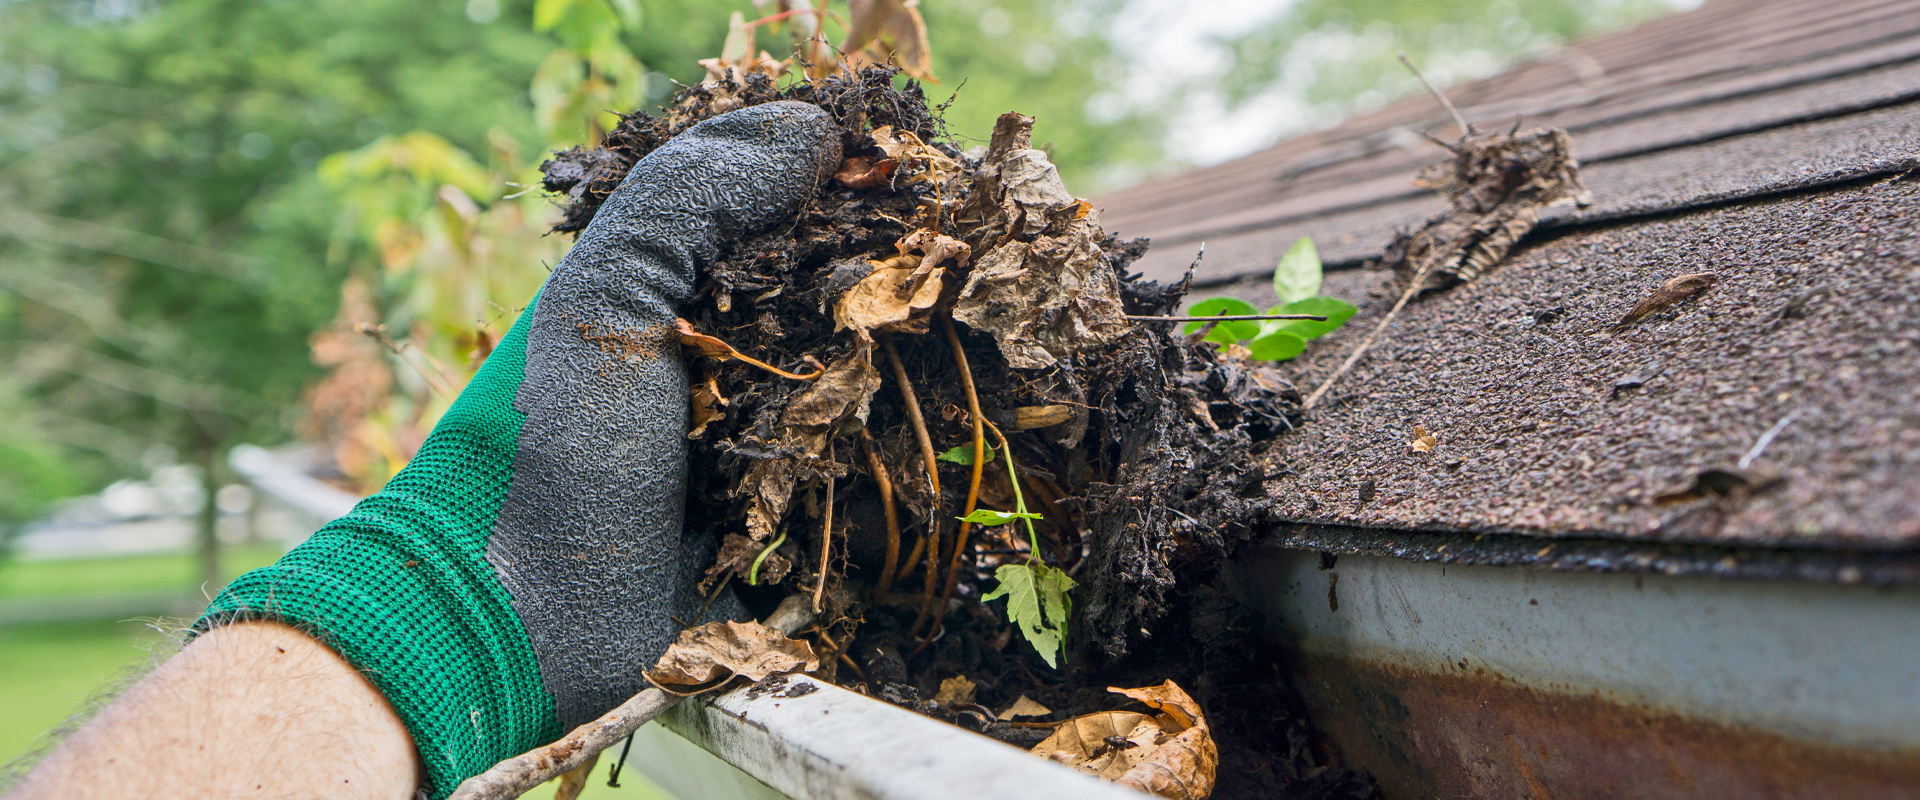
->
200;102;839;798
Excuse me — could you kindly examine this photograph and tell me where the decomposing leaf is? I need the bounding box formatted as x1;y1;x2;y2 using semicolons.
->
689;373;729;439
998;696;1053;720
833;155;900;189
644;619;820;696
1653;465;1786;505
1032;680;1217;800
983;562;1074;668
739;343;880;544
1410;425;1437;454
870;126;960;187
953;113;1129;369
1616;272;1719;330
932;675;977;707
1388;126;1592;294
833;230;969;334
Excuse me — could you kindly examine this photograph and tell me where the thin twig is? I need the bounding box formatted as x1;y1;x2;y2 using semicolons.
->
448;598;817;800
1127;313;1328;322
813;447;835;613
1740;408;1803;469
862;431;903;596
881;334;940;496
1304;281;1420;410
1399;52;1471;140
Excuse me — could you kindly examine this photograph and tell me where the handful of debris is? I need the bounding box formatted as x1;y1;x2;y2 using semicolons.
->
543;66;1295;680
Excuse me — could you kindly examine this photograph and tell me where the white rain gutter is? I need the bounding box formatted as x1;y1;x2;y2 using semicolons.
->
232;444;1142;800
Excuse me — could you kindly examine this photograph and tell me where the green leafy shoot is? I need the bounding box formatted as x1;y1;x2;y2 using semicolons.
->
959;509;1043;526
1180;237;1358;362
937;442;996;465
1272;237;1322;304
981;562;1076;668
964;436;1072;668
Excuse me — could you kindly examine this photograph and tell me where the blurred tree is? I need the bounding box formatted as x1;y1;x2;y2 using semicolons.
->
0;0;1166;528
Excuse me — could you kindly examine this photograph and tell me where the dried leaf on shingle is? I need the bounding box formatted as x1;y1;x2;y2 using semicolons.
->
644;620;820;696
1616;272;1718;330
1388;126;1592;294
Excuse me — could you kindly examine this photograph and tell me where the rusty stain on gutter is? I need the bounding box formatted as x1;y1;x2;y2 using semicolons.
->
1297;654;1920;800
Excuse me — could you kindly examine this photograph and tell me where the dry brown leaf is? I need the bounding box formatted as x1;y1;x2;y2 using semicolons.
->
932;675;977;707
833;229;969;334
1410;425;1437;454
1033;711;1156;781
689;373;729;439
1033;680;1217;799
835;266;944;333
951;113;1129;370
870;125;961;186
1616;272;1719;330
998;695;1053;720
833;156;900;189
843;0;936;82
643;619;820;696
740;342;879;543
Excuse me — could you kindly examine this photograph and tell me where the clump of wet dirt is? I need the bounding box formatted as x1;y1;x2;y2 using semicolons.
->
540;67;1371;800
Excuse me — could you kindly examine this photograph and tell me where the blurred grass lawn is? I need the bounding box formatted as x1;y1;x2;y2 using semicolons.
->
0;551;677;799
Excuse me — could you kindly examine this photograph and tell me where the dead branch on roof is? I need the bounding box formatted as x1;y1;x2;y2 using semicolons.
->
1305;58;1593;410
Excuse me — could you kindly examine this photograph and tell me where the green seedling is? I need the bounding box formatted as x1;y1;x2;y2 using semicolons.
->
962;440;1075;668
1183;237;1358;361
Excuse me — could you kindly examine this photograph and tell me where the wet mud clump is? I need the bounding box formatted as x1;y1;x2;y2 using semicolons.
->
540;67;1373;800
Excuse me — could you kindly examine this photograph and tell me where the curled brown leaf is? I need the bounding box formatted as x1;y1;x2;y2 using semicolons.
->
643;619;820;696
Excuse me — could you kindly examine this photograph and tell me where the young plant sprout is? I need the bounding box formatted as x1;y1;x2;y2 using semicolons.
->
1183;237;1358;361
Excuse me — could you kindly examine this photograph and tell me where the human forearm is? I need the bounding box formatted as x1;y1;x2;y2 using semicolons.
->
9;621;418;800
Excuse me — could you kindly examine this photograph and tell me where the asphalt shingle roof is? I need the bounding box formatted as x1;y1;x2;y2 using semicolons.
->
1094;0;1920;547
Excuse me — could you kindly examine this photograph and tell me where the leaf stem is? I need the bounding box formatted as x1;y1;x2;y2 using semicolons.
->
1127;313;1328;322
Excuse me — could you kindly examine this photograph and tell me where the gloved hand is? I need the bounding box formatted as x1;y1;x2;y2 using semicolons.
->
200;101;839;798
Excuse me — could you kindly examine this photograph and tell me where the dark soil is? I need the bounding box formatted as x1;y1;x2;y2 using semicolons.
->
541;67;1376;800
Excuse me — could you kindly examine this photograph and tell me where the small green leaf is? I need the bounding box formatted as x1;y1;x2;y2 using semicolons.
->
1182;297;1262;344
937;442;996;465
1264;297;1358;341
983;563;1076;668
1247;331;1306;361
1272;238;1322;305
959;509;1043;526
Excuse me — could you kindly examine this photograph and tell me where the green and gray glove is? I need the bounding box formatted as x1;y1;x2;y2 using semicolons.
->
200;101;839;798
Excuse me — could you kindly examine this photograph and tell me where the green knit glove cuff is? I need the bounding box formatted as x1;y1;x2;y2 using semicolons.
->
198;305;559;799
